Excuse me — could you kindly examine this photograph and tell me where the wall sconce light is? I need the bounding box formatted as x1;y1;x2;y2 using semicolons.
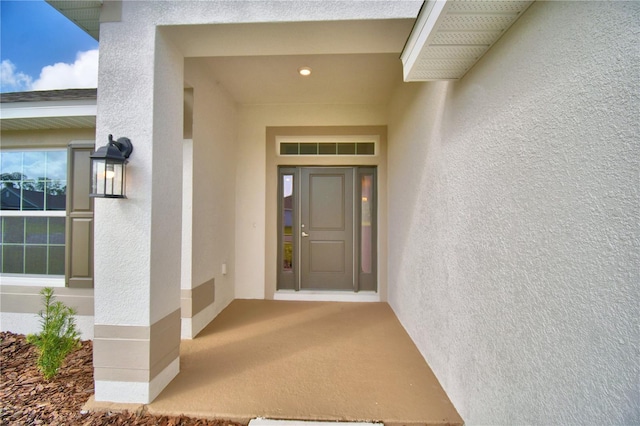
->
90;134;133;198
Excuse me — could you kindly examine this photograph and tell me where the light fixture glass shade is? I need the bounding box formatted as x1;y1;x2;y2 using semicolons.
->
90;135;132;198
91;159;126;198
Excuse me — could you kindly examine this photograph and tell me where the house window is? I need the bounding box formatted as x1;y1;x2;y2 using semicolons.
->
1;150;67;276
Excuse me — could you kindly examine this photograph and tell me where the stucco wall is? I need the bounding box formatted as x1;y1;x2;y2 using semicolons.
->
94;15;158;326
387;2;639;424
94;16;184;402
185;60;238;324
118;0;419;27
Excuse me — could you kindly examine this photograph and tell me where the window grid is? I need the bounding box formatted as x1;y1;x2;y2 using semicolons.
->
279;142;375;156
0;216;65;275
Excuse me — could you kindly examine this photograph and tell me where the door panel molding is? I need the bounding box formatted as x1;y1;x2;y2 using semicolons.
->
301;167;353;290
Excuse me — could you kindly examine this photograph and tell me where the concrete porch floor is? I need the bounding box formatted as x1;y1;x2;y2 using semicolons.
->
94;300;463;425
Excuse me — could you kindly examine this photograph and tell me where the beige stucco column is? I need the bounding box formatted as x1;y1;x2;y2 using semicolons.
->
92;17;184;403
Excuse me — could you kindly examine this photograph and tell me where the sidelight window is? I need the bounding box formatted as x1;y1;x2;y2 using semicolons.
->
282;173;294;271
360;174;373;274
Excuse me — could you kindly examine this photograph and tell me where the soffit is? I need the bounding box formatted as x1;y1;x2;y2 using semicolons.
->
0;97;97;131
401;0;534;81
0;116;96;131
45;0;101;40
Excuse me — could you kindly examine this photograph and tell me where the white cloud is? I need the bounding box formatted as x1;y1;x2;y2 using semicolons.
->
1;60;33;92
1;50;99;93
31;49;98;91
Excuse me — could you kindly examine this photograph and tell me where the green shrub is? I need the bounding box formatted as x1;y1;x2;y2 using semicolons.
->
26;287;80;380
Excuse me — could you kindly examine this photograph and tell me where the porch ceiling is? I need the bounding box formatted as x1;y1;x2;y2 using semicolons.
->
177;19;417;106
401;0;534;81
195;53;403;105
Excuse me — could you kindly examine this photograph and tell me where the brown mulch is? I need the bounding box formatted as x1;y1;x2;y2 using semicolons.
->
0;332;244;426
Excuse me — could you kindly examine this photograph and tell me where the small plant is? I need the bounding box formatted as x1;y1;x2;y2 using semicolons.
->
27;287;80;380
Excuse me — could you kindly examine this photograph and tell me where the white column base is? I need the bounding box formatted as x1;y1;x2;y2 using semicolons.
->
181;303;216;339
94;357;179;404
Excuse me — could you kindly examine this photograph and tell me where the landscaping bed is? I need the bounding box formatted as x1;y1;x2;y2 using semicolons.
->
0;332;243;426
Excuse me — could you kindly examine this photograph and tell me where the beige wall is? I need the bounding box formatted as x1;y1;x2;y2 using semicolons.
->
387;2;639;424
1;128;95;149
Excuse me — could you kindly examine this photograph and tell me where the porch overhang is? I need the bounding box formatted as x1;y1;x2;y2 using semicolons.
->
401;0;534;81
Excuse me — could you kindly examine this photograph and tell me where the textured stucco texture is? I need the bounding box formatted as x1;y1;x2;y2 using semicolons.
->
387;2;639;425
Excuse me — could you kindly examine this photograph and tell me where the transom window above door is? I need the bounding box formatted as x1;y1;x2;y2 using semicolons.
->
277;135;378;156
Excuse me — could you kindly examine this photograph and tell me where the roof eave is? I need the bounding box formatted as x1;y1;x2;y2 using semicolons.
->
45;0;102;41
0;97;97;131
401;0;535;82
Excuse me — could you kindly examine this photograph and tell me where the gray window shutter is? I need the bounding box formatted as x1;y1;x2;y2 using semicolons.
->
66;141;94;288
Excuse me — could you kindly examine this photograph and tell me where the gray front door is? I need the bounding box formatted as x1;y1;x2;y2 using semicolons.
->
277;166;376;292
300;167;353;290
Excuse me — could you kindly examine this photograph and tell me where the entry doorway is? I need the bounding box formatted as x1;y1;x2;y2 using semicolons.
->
278;166;377;292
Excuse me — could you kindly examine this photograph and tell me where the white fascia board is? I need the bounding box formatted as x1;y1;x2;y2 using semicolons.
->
401;0;449;82
0;100;97;120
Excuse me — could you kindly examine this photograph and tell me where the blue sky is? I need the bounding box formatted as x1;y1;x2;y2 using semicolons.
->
1;0;98;92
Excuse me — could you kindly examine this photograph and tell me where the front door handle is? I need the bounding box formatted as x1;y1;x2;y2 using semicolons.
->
301;231;309;237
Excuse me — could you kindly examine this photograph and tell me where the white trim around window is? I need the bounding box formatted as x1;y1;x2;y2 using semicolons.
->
0;275;65;287
1;210;66;217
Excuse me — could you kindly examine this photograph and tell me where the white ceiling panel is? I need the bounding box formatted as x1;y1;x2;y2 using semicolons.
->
401;0;534;81
0;116;96;131
46;0;101;40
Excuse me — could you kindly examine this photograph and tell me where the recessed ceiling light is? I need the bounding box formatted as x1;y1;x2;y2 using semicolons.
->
298;67;312;76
